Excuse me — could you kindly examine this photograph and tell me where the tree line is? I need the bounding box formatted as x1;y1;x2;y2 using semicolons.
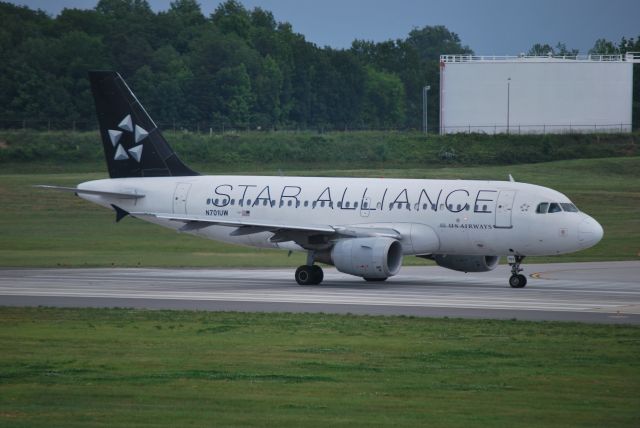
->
0;0;637;131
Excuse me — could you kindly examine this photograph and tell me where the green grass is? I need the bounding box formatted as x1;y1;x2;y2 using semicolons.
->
0;157;638;267
0;307;638;427
1;130;638;172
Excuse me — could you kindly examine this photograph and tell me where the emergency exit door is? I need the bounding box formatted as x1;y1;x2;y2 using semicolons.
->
494;190;516;228
172;183;191;214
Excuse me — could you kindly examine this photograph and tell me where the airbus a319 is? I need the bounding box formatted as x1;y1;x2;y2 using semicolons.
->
39;72;603;287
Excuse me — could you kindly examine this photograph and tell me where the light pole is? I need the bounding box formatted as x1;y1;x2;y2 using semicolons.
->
423;85;431;134
506;77;511;134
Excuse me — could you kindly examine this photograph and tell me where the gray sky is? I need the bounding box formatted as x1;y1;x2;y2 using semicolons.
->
8;0;640;54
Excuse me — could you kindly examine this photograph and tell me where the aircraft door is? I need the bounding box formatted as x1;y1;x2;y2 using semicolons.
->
494;190;516;228
173;183;192;214
360;197;371;217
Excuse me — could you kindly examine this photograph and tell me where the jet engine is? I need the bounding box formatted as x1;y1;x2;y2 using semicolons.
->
329;237;403;279
432;255;499;273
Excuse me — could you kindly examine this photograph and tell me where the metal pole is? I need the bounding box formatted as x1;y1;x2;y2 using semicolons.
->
422;85;431;134
507;77;511;134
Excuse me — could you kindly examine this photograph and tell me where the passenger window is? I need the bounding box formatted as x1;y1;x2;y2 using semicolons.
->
263;200;267;206
296;201;300;207
406;203;410;210
560;203;579;212
422;203;427;210
230;199;235;206
345;201;350;208
548;203;562;213
337;201;342;208
304;201;309;207
536;203;549;214
320;201;325;208
287;200;292;207
363;202;368;209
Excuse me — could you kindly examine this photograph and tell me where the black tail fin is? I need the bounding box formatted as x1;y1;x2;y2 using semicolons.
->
89;71;198;178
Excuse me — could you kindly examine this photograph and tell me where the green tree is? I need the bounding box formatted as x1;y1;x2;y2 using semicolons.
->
362;67;405;128
211;0;251;40
589;38;618;54
214;64;254;128
527;43;555;56
254;55;283;127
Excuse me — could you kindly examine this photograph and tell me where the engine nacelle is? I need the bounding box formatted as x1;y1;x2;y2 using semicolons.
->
331;237;403;279
433;255;499;273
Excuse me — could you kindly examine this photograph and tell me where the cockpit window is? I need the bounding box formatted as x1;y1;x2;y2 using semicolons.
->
548;203;562;213
560;203;579;212
536;202;549;214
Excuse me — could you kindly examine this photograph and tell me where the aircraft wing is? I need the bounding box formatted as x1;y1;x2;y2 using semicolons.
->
131;212;336;234
34;185;145;199
130;212;402;244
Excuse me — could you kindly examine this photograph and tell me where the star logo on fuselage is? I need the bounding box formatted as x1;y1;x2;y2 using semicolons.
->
108;114;148;162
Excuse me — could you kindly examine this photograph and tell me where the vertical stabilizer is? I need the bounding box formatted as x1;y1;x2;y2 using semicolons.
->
89;71;198;178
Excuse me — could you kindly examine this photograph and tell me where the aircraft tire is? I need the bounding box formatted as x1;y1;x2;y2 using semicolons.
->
296;265;323;285
311;265;324;285
509;274;527;288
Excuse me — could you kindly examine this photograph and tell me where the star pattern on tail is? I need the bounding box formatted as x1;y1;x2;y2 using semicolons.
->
108;114;148;162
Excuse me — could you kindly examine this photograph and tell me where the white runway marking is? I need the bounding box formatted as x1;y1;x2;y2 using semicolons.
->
1;262;639;323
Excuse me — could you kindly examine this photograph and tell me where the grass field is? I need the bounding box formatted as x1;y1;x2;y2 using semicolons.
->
0;157;638;267
1;130;637;171
0;307;638;427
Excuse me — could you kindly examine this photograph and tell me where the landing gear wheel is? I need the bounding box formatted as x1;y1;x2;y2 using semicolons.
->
364;277;388;282
509;274;527;288
295;265;323;285
507;255;527;288
311;265;324;284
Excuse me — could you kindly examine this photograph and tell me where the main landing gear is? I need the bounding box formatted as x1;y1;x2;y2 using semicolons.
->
295;251;324;285
295;265;324;285
508;255;527;288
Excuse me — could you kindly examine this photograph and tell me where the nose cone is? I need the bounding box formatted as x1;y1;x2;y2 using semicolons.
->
578;216;604;248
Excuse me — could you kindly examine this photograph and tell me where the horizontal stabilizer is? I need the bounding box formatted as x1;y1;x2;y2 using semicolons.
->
34;185;145;199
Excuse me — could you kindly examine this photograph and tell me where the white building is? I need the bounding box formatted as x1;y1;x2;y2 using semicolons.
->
439;53;639;134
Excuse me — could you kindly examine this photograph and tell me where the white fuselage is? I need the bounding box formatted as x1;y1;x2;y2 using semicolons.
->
77;175;603;258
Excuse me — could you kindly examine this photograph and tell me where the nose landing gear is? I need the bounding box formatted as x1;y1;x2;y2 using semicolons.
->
508;255;527;288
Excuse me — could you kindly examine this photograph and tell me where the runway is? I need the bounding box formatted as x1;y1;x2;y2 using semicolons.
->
1;261;639;324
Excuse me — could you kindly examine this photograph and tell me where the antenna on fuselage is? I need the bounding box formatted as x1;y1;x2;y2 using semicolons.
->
508;174;515;182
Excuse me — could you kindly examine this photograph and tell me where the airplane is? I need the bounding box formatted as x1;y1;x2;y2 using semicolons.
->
38;71;604;288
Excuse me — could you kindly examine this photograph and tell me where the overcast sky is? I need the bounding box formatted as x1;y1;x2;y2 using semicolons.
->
8;0;640;54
